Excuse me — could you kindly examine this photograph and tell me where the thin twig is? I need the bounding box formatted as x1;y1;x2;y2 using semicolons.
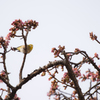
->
84;82;100;96
0;62;3;63
95;39;100;44
14;34;22;37
86;86;100;100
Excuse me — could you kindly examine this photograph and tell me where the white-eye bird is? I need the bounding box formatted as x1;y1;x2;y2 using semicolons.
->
13;44;33;54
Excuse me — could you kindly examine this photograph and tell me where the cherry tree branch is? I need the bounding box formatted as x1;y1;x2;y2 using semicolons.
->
80;51;100;72
19;29;28;82
0;75;14;89
95;38;100;44
86;86;100;100
47;71;75;89
19;60;65;87
67;50;100;72
1;43;10;93
5;60;65;100
0;96;3;100
84;82;100;96
62;51;85;100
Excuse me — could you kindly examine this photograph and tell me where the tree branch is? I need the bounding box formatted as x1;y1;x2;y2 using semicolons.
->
5;60;64;100
62;51;85;100
19;54;27;82
95;38;100;44
81;51;100;73
0;75;14;89
2;44;10;93
18;60;65;89
19;29;28;82
86;86;100;100
67;50;100;72
84;82;100;96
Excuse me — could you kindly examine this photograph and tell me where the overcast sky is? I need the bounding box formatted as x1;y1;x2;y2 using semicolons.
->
0;0;100;100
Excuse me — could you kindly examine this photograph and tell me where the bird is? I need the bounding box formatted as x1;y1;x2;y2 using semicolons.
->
13;44;33;54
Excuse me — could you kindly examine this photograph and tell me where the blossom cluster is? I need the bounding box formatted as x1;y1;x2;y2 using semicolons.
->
47;80;59;97
89;32;97;41
72;68;81;77
94;52;99;59
0;19;38;49
61;68;81;87
24;20;38;30
0;70;7;83
61;72;71;84
51;45;65;58
74;48;80;53
46;67;82;99
0;36;9;48
79;69;100;82
9;19;38;38
42;32;100;99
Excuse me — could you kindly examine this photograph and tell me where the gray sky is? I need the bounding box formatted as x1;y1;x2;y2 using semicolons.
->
0;0;100;100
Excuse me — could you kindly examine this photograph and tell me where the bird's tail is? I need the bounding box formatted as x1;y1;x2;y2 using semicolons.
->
13;47;17;51
11;47;20;52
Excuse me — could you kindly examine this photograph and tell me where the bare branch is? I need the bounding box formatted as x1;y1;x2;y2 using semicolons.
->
95;38;100;44
84;82;100;96
86;86;100;100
